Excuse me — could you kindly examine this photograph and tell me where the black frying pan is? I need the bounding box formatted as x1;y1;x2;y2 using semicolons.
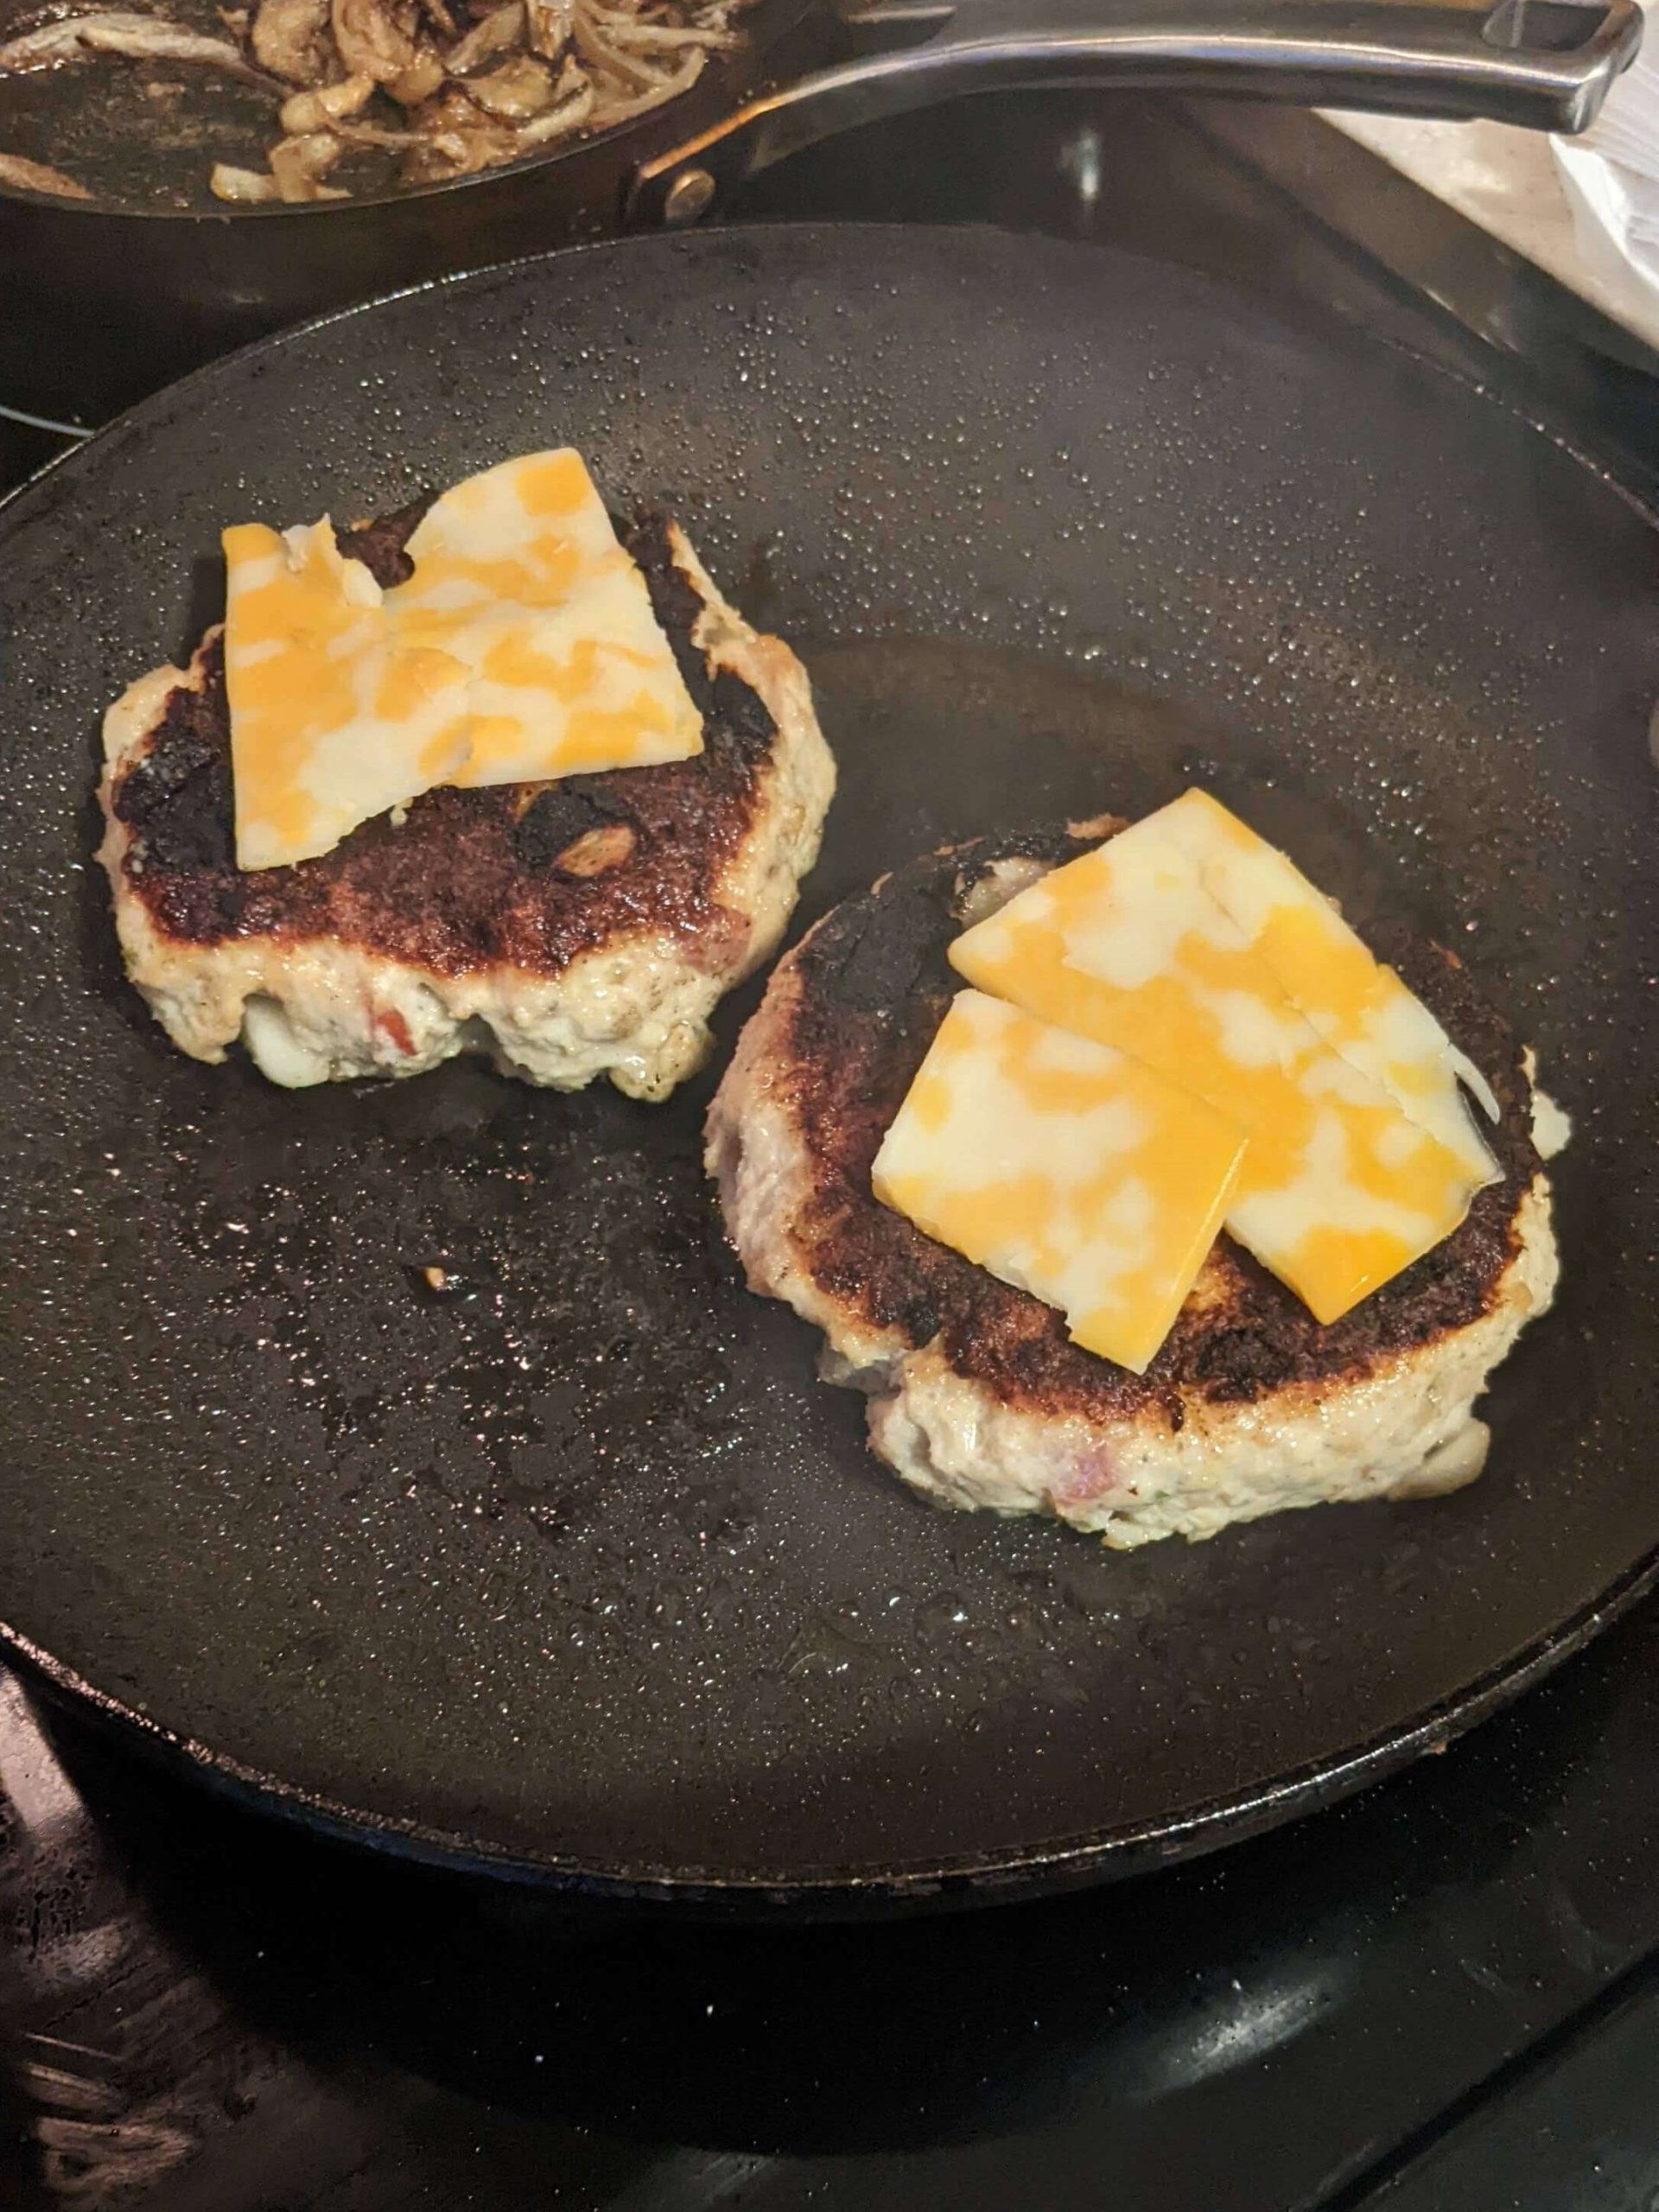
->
0;0;1643;423
2;224;1656;1910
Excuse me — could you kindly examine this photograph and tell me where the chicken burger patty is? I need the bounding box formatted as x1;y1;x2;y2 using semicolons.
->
98;501;835;1098
707;820;1560;1548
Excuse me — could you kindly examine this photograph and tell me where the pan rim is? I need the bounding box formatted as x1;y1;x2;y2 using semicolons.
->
7;1552;1656;1906
3;219;1656;1907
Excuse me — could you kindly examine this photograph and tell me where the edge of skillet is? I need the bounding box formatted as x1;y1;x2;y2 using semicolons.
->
0;226;1654;1904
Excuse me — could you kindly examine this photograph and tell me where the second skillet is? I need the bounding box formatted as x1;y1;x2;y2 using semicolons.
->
0;0;1642;421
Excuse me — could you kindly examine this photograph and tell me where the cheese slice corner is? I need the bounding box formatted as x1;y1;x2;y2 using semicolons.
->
1149;787;1500;1182
872;988;1247;1374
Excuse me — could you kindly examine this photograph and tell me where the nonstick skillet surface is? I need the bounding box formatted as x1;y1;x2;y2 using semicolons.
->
2;226;1656;1905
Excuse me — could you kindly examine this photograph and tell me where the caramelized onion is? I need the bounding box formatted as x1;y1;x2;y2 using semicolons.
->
8;0;753;201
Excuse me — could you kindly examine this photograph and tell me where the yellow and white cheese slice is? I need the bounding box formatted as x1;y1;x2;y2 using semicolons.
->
872;989;1247;1374
223;519;474;874
222;450;704;869
391;449;704;787
949;813;1491;1325
1150;788;1500;1181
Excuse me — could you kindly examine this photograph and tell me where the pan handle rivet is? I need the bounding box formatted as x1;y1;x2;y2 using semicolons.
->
662;167;717;227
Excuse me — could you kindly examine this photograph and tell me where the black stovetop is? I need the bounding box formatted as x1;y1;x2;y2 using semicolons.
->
4;92;1657;2212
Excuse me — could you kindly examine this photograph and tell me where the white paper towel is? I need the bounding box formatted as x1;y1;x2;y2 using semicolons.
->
1554;9;1659;307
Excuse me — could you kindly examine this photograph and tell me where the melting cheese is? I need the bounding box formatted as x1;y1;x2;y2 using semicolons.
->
872;990;1247;1374
224;520;474;874
222;450;702;870
949;810;1491;1325
393;450;703;787
1150;789;1499;1180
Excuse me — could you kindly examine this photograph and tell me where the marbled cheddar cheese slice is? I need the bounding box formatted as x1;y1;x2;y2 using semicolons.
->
872;989;1247;1374
222;451;703;870
391;449;703;786
1150;788;1500;1184
949;818;1489;1325
224;520;474;873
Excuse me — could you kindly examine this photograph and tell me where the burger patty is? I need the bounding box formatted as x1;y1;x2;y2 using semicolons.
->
98;502;836;1098
706;821;1561;1548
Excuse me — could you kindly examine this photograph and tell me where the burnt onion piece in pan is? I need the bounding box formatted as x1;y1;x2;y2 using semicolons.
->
0;0;753;202
0;146;93;194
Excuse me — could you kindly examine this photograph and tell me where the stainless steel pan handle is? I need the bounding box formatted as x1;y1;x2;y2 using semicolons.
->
627;0;1643;225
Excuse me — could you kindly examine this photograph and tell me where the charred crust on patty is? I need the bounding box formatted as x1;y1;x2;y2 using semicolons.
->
779;825;1543;1423
110;637;236;878
338;490;438;588
623;512;777;766
510;778;632;874
804;868;961;1019
104;506;785;983
950;822;1106;895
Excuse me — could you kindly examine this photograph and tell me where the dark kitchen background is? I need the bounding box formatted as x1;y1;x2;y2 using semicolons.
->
3;90;1657;2212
